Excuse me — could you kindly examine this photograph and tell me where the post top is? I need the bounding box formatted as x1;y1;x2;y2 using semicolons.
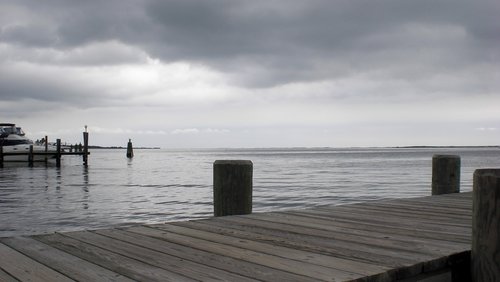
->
214;160;253;166
474;169;500;177
432;154;460;159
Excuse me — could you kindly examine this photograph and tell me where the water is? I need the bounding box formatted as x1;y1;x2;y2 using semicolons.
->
1;147;499;237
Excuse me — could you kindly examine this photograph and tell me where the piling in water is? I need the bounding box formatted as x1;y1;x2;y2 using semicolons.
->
28;145;34;166
44;135;48;163
432;154;460;195
56;139;61;167
83;132;89;166
213;160;253;217
126;139;134;158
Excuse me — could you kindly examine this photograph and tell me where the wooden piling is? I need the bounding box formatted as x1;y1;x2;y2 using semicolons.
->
432;154;460;195
83;132;88;166
56;139;61;167
472;169;500;281
44;135;48;163
213;160;253;217
126;139;134;158
0;145;3;167
28;145;34;166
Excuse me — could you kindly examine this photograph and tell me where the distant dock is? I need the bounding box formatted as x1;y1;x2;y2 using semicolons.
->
0;132;89;167
0;192;472;281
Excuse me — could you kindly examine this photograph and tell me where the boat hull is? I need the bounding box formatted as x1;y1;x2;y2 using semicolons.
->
1;145;57;162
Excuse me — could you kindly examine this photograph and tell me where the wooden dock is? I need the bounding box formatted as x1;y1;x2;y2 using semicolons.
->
0;132;89;167
0;192;472;281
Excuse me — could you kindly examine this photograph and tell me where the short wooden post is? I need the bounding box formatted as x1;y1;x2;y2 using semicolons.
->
56;139;61;167
44;135;48;163
83;131;89;166
28;145;34;166
472;169;500;281
126;139;134;158
213;160;253;217
432;155;460;195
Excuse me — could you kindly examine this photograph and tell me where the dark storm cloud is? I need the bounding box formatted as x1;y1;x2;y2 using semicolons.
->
1;0;499;92
0;0;140;45
142;0;500;87
0;64;108;106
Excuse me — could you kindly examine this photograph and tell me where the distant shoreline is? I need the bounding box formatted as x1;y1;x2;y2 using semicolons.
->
391;145;500;149
88;146;160;150
86;145;499;150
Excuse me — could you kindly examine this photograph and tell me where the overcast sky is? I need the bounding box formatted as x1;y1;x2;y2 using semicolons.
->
1;0;499;148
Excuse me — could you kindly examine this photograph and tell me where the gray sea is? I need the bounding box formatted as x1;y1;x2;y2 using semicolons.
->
1;147;499;237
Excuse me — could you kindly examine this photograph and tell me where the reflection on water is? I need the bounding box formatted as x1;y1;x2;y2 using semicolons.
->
1;147;500;237
81;166;89;209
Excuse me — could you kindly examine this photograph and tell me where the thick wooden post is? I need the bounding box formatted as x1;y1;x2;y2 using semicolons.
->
126;139;134;158
432;155;460;195
83;131;89;166
56;139;61;167
213;160;253;217
472;169;500;281
28;145;34;166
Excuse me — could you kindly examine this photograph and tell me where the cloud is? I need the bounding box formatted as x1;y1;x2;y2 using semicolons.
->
1;0;499;147
476;127;497;131
91;127;167;135
171;128;230;135
0;41;149;66
171;128;199;135
2;0;499;89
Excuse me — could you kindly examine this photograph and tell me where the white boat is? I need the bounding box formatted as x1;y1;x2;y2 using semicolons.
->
0;123;56;162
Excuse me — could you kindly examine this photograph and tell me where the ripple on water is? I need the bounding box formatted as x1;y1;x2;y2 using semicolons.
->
1;147;499;236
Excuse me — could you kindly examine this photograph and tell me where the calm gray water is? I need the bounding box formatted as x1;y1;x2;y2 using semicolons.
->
1;147;499;237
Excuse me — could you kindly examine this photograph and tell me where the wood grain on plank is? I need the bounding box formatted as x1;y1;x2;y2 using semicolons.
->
153;221;391;278
278;210;471;243
301;206;471;229
361;201;471;217
0;267;18;282
335;202;471;219
1;236;133;282
36;233;194;282
62;230;257;282
126;225;370;281
0;241;74;282
94;228;317;282
212;215;463;277
173;219;432;278
254;211;470;246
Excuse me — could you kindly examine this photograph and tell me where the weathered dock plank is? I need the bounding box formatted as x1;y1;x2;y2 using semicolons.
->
126;225;367;281
0;236;133;282
0;241;73;282
0;192;473;281
35;233;194;282
155;223;392;279
0;268;17;282
94;228;319;282
62;230;257;282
